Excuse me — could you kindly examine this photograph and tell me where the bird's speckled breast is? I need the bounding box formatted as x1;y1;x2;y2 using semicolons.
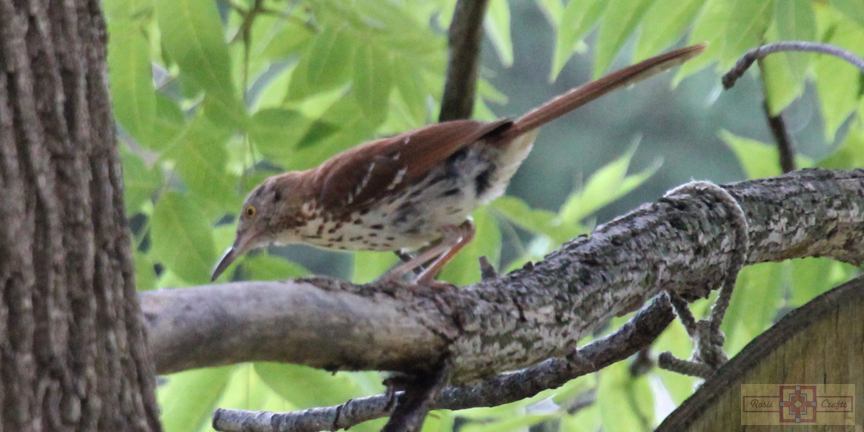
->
280;134;536;252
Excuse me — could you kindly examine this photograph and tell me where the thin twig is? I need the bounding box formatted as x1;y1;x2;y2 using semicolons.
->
756;59;797;173
438;0;491;122
762;100;796;173
211;294;676;432
723;41;864;89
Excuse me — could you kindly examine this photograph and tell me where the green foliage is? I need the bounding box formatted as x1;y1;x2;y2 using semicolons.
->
721;130;813;178
158;366;234;432
102;0;864;430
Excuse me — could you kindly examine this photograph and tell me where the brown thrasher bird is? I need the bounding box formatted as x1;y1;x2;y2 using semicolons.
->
211;44;705;284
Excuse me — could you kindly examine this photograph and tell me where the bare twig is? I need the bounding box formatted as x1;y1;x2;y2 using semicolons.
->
763;100;797;173
723;41;864;89
438;0;491;122
478;256;498;280
756;59;797;173
211;294;676;432
657;352;713;379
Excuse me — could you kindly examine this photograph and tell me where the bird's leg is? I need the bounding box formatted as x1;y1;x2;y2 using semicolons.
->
414;220;475;286
382;220;475;286
393;249;426;276
383;239;455;282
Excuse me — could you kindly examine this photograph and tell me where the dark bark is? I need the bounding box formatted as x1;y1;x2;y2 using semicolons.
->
438;0;490;122
0;0;161;430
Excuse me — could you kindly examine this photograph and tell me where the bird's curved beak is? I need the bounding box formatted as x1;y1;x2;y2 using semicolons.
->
211;245;238;282
211;230;260;282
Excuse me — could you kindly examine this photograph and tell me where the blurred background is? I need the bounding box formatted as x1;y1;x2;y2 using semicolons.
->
489;3;829;230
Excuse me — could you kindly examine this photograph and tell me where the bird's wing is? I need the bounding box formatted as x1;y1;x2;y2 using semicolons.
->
315;119;512;215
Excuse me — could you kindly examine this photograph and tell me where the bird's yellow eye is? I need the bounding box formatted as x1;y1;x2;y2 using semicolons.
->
245;206;256;218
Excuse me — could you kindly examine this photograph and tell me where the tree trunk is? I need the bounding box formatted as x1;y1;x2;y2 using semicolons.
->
0;0;161;430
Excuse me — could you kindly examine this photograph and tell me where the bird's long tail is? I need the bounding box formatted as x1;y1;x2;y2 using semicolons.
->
496;44;706;143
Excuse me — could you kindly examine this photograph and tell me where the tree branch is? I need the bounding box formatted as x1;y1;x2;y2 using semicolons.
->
144;169;864;381
211;293;675;432
438;0;490;122
722;41;864;89
757;60;796;173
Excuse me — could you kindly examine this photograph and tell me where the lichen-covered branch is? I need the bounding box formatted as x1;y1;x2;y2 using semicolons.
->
143;169;864;382
211;293;675;432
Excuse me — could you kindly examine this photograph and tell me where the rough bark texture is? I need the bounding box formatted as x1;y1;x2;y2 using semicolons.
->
144;282;451;375
144;169;864;383
211;294;676;432
0;0;161;430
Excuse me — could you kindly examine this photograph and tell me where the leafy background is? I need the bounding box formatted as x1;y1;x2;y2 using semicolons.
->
103;0;863;430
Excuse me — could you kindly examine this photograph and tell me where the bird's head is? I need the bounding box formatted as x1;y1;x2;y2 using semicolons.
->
211;173;308;281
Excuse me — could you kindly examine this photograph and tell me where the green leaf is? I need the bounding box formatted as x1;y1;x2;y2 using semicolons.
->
790;258;836;306
288;26;356;100
721;130;813;179
254;363;375;409
594;0;659;77
775;0;816;74
158;366;234;432
634;0;705;62
560;404;601;432
108;21;156;146
485;0;514;67
151;191;216;284
460;414;554;432
551;0;606;81
677;0;730;80
392;62;429;126
721;262;784;354
166;115;239;216
421;410;455;432
202;92;248;131
439;207;501;286
156;0;236;104
818;120;864;169
121;146;161;214
147;94;186;152
352;251;399;285
209;364;284;414
723;0;774;64
286;96;379;171
492;196;581;243
352;44;394;123
262;20;315;60
103;0;151;23
243;255;308;281
760;32;805;115
534;0;563;27
296;120;342;150
249;108;312;161
560;146;660;223
814;15;864;141
830;0;864;27
597;362;653;432
134;251;158;291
